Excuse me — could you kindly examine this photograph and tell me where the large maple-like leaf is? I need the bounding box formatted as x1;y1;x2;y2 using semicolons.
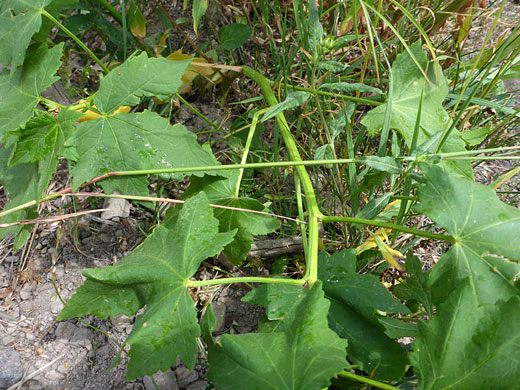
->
0;43;63;139
10;109;83;190
411;162;520;389
362;42;472;179
66;53;222;194
416;163;520;306
58;193;235;380
318;249;410;381
0;109;83;247
68;111;221;195
93;52;190;114
183;171;280;264
0;0;51;71
202;282;348;390
411;281;520;389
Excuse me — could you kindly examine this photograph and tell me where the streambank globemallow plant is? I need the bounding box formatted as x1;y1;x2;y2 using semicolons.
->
1;1;520;389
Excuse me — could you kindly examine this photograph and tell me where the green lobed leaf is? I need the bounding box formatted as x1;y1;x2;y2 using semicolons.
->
0;0;51;71
319;82;382;95
219;23;252;50
94;52;191;113
378;316;418;339
10;109;83;191
68;111;222;195
460;125;491;146
262;91;311;122
33;0;78;42
0;43;64;140
183;171;280;264
58;193;235;380
361;42;473;179
411;281;520;389
204;282;348;390
319;249;410;381
417;163;520;306
0;147;41;247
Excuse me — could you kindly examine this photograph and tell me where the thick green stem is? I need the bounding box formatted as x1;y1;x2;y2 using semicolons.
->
321;215;455;243
243;66;322;285
338;371;401;390
98;0;122;24
41;9;110;74
186;276;305;288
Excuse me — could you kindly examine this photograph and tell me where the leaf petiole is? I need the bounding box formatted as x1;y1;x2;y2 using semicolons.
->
41;9;110;74
186;276;305;288
338;370;401;390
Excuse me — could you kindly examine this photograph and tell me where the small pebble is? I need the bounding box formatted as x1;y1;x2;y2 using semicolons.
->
4;256;19;263
174;366;199;388
50;299;64;314
0;349;23;388
44;370;64;381
143;371;179;390
186;380;209;390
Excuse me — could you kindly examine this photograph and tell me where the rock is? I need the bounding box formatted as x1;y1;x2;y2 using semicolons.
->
110;314;132;327
20;283;34;300
143;371;179;390
69;327;91;345
0;349;23;388
55;322;78;341
4;256;19;263
211;302;226;332
186;380;209;390
174;366;199;388
50;298;64;314
44;370;64;381
101;193;130;221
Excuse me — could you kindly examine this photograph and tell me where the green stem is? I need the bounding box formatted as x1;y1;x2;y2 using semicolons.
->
41;9;110;74
235;108;268;197
176;94;221;131
320;215;455;242
243;66;322;285
104;159;358;178
98;0;122;24
97;0;154;57
338;371;401;390
186;276;305;288
288;85;382;106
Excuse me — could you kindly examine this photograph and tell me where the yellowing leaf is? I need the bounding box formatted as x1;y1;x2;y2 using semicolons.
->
165;50;222;94
374;235;404;271
77;104;131;122
357;228;404;271
128;0;146;39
